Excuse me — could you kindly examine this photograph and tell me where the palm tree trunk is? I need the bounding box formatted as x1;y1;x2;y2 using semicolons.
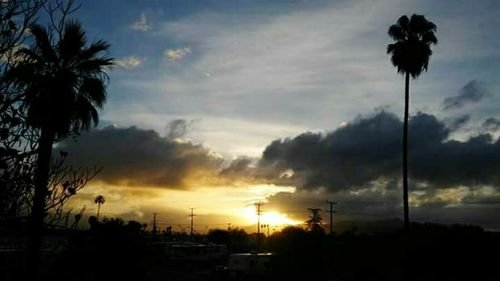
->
403;72;410;231
27;127;55;277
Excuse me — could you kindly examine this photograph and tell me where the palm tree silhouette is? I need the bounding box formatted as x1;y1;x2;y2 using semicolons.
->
7;21;112;272
94;195;105;220
306;208;322;231
387;14;437;231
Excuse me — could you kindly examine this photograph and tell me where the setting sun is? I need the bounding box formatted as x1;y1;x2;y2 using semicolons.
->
240;206;301;227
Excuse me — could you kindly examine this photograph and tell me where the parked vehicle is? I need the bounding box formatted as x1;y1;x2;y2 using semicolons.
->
161;242;228;269
227;253;274;280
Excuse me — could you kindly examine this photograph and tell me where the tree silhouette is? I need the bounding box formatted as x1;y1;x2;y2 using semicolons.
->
94;194;105;220
0;0;49;221
6;20;112;274
306;208;322;231
387;14;437;231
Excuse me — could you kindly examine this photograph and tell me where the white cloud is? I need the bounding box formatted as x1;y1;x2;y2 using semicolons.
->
130;12;150;32
153;0;406;126
110;0;418;156
109;0;500;158
164;47;191;60
115;56;144;70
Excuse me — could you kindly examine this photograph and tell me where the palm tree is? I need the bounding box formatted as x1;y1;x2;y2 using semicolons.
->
94;195;105;220
7;21;112;272
387;14;437;231
306;208;322;232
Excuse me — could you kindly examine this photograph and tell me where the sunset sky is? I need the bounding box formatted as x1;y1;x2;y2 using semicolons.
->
60;0;500;232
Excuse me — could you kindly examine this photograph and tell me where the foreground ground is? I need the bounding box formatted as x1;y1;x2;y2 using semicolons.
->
1;221;499;281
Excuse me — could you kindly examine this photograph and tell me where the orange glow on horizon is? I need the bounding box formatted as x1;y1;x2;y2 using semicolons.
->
67;182;299;229
240;206;301;226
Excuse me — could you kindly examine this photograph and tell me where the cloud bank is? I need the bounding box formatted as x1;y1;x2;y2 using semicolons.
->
60;112;500;227
258;111;500;190
59;126;222;189
61;112;500;193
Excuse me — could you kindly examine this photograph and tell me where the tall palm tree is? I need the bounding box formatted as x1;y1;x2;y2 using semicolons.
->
387;14;437;231
7;21;112;273
94;195;105;220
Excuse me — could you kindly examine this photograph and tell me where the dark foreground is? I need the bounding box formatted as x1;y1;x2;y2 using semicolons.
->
1;220;499;281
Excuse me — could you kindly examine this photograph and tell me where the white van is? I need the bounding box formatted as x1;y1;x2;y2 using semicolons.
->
227;253;274;279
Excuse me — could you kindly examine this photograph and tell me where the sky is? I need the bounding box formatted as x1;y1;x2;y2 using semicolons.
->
57;0;500;232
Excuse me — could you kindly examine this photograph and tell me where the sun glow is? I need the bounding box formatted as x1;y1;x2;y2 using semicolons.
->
241;206;300;226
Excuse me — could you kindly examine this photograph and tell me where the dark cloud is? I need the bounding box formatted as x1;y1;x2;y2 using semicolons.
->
258;111;500;191
481;117;500;132
446;115;470;131
265;181;402;222
220;157;255;177
58;126;222;189
462;192;500;206
266;183;500;230
259;112;403;190
442;80;489;110
166;119;192;139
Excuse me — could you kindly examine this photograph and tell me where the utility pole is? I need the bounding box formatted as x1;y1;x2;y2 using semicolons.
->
255;202;264;251
189;208;195;236
326;200;337;234
255;202;264;235
152;213;158;235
